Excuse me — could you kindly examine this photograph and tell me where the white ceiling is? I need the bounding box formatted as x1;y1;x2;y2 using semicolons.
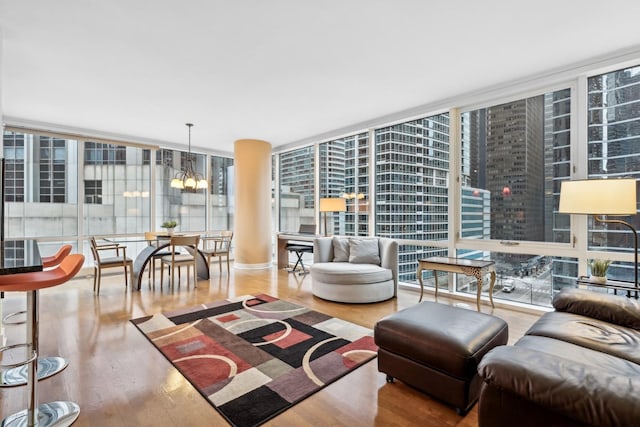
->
2;0;640;155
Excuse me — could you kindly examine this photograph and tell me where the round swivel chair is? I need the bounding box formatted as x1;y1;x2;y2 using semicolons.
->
0;253;84;427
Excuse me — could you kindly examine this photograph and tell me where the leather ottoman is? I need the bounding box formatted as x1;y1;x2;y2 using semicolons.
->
374;301;508;415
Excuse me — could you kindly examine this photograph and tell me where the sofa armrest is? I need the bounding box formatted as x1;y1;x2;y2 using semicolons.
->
479;346;640;427
313;237;333;263
553;287;640;330
379;238;398;291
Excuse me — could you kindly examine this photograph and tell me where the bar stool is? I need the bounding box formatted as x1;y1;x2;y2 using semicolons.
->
0;253;84;427
1;244;73;388
3;244;72;326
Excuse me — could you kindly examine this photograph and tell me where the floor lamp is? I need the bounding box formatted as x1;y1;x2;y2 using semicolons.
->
559;178;638;288
319;198;346;236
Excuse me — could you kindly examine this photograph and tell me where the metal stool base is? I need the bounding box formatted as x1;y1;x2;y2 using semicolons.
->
1;401;80;427
3;310;27;326
0;357;68;387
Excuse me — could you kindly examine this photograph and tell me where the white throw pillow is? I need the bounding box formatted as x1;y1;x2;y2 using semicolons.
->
332;237;350;262
348;239;381;265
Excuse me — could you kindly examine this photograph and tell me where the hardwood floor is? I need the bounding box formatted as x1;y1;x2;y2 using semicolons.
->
0;264;541;426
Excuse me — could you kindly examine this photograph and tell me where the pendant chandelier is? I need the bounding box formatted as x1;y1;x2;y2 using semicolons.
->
170;123;208;191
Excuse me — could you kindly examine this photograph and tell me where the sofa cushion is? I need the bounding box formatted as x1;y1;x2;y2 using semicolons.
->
516;335;640;377
526;311;640;365
332;237;350;262
348;238;380;264
478;345;640;427
311;262;391;285
553;287;640;330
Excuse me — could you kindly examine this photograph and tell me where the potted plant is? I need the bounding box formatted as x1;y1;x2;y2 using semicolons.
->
589;259;611;284
161;220;178;235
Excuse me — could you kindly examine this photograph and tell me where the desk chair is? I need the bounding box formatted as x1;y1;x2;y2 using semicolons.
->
89;237;133;295
0;253;84;427
286;224;315;276
160;235;200;289
201;231;233;274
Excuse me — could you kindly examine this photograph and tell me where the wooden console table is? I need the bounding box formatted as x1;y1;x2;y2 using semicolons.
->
416;256;496;311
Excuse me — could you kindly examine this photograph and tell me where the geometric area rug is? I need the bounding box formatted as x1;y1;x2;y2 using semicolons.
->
130;294;378;427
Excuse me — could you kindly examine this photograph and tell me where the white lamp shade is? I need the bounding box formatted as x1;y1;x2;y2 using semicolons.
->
319;197;346;212
184;177;196;189
559;179;637;215
170;178;184;189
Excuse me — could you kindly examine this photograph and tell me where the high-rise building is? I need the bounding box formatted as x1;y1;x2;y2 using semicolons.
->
279;146;315;231
482;97;545;242
375;114;450;281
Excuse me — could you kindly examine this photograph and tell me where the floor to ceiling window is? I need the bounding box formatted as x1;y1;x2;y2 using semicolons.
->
155;148;207;233
586;64;640;282
318;133;369;236
375;114;450;282
458;88;573;305
209;156;234;231
2;131;79;258
83;142;151;236
279;146;315;232
3;131;79;240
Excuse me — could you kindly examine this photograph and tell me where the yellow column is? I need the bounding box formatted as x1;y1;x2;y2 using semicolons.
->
233;139;273;269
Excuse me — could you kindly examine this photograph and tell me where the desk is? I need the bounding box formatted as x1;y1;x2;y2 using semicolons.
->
576;276;639;298
132;237;209;290
417;256;496;311
276;233;317;269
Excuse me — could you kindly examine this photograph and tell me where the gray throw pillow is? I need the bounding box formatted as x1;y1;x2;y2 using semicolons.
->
332;237;350;262
348;239;381;265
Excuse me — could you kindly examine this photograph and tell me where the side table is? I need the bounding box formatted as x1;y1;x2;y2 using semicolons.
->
417;256;496;311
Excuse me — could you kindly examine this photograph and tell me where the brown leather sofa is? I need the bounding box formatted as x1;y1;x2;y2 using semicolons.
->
478;288;640;427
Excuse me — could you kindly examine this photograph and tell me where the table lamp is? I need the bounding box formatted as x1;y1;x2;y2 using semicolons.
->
319;198;346;236
558;178;638;287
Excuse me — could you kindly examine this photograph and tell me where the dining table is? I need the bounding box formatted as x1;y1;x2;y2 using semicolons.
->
131;234;210;290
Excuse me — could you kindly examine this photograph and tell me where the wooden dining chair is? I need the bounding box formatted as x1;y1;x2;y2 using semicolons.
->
201;231;233;274
144;231;175;287
89;237;133;295
160;235;200;289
